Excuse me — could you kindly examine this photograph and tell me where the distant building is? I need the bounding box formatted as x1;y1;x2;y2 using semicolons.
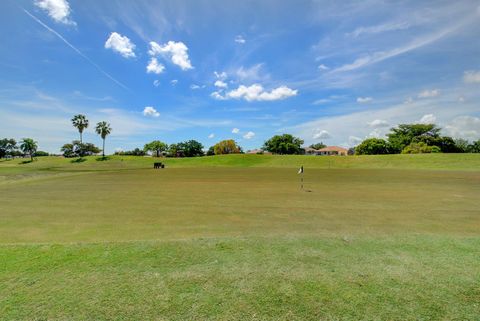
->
246;149;271;155
303;147;319;155
318;146;348;156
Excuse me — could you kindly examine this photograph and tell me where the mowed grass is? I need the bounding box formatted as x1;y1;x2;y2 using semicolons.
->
1;154;480;320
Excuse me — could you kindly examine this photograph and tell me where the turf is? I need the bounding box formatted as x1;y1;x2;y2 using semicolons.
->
1;154;479;320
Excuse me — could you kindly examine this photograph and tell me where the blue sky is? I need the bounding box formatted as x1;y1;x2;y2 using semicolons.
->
1;0;480;153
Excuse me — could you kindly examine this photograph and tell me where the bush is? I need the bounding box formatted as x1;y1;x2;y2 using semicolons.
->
33;151;49;157
401;142;441;154
355;138;391;155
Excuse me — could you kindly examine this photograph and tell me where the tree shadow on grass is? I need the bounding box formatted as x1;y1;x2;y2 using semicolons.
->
20;160;34;164
96;156;110;161
70;157;86;163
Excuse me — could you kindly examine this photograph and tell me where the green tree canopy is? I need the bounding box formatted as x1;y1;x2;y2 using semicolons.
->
263;134;304;155
309;142;326;150
0;138;17;158
213;139;241;155
467;140;480;153
355;138;391;155
61;141;100;158
178;140;204;157
20;138;38;161
402;142;441;154
144;140;168;157
387;124;441;153
71;114;89;143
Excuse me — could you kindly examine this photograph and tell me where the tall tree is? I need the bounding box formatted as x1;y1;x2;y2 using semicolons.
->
0;138;17;158
144;140;168;157
95;121;112;157
177;140;204;157
263;134;304;155
213;139;241;155
20;138;38;161
387;124;441;153
71;114;89;143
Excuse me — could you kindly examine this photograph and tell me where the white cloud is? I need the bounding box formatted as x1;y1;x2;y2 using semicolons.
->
214;80;228;88
349;136;363;145
243;131;255;139
313;130;331;139
190;84;201;90
318;64;329;70
236;64;265;81
146;57;165;74
143;106;160;117
210;91;225;100
232;128;240;134
333;24;463;72
105;32;136;58
153;80;160;87
234;35;246;44
458;97;465;103
215;84;297;102
348;21;410;38
418;89;439;98
171;79;178;86
445;116;480;140
149;41;192;70
357;97;373;104
214;71;227;80
368;119;389;128
368;128;383;138
463;70;480;84
208;133;215;139
418;114;437;124
34;0;75;25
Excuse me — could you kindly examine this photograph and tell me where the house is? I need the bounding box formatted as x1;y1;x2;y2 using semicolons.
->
246;149;272;155
303;147;319;155
318;146;348;156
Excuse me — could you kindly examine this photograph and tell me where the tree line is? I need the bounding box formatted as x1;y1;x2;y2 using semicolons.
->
2;121;479;160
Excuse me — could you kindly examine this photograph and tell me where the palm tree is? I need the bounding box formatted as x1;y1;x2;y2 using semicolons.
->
20;138;38;161
71;114;89;143
95;121;112;157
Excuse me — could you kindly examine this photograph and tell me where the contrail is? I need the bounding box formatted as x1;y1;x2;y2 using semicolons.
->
22;8;130;91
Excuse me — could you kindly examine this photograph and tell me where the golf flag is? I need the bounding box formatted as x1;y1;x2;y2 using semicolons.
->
298;166;304;174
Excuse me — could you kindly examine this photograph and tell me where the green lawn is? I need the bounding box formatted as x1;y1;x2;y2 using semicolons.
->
1;154;479;320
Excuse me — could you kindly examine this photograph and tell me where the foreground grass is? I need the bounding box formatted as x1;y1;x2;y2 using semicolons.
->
1;155;479;320
2;236;479;320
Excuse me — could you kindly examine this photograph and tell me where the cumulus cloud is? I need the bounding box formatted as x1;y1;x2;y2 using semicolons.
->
149;41;192;70
214;80;228;88
34;0;75;25
143;106;160;117
357;97;373;104
235;35;246;44
445;116;480;139
418;114;437;124
243;131;255;139
208;133;215;139
368;119;389;128
318;64;329;70
368;128;383;138
463;70;480;84
213;84;297;102
313;130;331;139
418;89;439;98
104;32;136;58
146;57;165;74
153;80;160;87
232;128;240;134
